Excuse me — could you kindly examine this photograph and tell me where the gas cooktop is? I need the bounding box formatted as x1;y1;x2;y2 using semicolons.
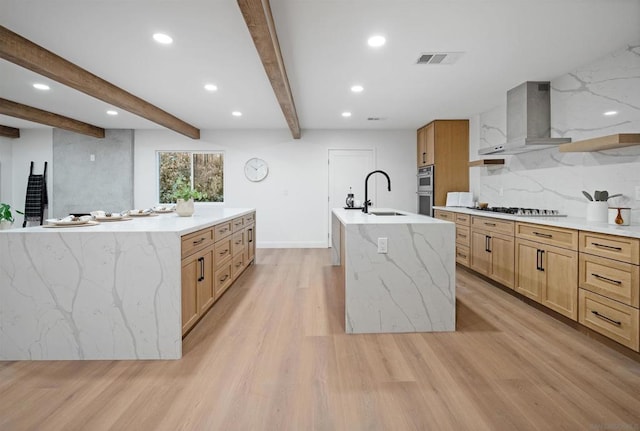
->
471;207;567;217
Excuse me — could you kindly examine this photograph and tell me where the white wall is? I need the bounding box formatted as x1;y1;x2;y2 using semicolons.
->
0;136;13;203
3;129;53;225
472;41;640;222
134;129;416;247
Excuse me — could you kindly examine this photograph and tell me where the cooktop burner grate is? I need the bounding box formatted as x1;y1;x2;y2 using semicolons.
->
472;207;567;217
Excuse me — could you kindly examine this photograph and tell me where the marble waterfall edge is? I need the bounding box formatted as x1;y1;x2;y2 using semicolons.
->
344;222;455;334
0;231;182;360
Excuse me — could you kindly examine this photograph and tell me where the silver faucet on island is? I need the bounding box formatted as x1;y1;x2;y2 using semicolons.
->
363;170;391;213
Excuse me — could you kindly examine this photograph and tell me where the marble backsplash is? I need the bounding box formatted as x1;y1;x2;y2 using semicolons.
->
473;42;640;223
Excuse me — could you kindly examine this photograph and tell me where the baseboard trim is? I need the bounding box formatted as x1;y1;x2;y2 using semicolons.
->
257;241;328;249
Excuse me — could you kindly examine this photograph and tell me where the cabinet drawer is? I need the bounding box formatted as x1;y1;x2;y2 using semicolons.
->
456;244;470;267
181;228;214;259
231;216;245;233
455;213;471;226
579;289;639;351
456;225;470;247
213;221;233;242
214;263;232;299
231;231;245;256
243;212;255;225
215;238;232;267
516;223;578;250
232;252;245;279
580;231;639;265
579;253;639;307
434;210;454;221
471;216;514;236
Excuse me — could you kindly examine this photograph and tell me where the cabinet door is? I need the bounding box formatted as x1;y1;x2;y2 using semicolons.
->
515;239;543;300
470;230;490;276
425;122;435;165
541;244;578;320
197;249;215;314
417;127;428;167
246;225;255;263
181;257;200;335
489;233;515;289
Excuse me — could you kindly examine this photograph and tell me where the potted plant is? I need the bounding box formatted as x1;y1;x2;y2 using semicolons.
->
582;190;622;222
171;177;207;217
0;203;24;229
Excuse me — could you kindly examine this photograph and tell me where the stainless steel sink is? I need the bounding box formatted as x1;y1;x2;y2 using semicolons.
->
370;211;406;216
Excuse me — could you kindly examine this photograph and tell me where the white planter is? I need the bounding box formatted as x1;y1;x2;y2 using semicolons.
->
175;198;194;217
586;201;608;222
0;220;14;230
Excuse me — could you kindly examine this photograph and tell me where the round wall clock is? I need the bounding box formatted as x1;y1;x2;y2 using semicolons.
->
244;157;269;182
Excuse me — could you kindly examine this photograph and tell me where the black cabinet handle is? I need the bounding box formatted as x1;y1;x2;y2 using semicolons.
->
484;222;496;227
533;231;553;238
592;242;622;251
219;249;229;256
193;238;205;245
539;250;545;271
536;249;541;271
591;310;622;326
248;228;253;243
220;274;229;283
458;234;467;238
422;152;426;163
197;257;204;282
591;273;622;285
485;235;492;253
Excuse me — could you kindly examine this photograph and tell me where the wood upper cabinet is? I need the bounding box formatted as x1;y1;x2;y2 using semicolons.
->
515;223;579;320
416;120;469;206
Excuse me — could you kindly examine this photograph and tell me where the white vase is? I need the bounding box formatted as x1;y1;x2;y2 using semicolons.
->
586;201;608;222
0;220;13;230
176;198;194;217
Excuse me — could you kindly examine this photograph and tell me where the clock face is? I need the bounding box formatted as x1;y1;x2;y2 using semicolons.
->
244;158;269;182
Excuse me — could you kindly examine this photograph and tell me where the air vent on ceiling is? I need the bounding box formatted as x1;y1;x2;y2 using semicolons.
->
367;117;385;121
416;52;463;65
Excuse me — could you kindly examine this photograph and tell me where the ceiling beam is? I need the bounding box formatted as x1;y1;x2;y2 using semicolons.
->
0;25;200;139
0;124;20;139
0;98;105;138
237;0;301;139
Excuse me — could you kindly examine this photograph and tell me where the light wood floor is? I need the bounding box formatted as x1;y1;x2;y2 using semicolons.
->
1;248;639;431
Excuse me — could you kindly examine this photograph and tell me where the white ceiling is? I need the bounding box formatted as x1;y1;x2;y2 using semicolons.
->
1;0;639;135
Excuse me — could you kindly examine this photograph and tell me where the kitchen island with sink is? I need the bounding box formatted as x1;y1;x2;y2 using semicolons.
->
332;208;456;334
0;208;255;361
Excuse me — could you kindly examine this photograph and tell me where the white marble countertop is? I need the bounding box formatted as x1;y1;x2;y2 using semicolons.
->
333;208;451;225
0;207;255;236
434;206;640;239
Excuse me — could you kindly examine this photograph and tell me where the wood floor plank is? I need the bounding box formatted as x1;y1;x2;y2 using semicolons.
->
1;250;639;431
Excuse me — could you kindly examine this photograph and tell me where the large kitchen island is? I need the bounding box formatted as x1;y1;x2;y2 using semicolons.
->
332;208;456;334
0;208;255;361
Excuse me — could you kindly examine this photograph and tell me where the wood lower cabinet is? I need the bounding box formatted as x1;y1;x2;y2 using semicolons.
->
515;238;578;320
181;211;256;336
470;218;515;288
434;209;470;267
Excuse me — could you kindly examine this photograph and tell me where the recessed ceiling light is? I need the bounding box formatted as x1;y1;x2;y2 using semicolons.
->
204;84;218;92
232;111;242;117
603;110;618;116
33;83;50;91
351;85;364;93
342;112;352;118
367;35;386;47
153;33;173;44
106;110;118;116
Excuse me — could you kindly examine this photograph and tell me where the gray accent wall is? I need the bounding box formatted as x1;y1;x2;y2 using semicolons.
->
53;129;134;217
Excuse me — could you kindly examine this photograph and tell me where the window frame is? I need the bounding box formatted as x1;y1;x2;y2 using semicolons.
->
156;150;225;205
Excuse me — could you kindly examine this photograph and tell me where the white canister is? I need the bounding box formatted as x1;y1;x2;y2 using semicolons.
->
586;201;608;222
608;207;631;226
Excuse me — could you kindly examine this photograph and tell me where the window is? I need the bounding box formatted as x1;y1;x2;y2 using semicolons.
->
158;151;224;203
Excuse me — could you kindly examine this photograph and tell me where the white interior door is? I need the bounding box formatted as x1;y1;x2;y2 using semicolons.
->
328;149;374;246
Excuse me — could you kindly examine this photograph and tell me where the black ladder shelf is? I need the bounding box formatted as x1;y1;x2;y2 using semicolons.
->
23;161;48;227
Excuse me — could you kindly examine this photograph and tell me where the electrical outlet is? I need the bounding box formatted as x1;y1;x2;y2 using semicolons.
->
636;186;640;201
377;237;388;254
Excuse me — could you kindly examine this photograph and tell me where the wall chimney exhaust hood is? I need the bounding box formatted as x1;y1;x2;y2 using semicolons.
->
478;81;571;155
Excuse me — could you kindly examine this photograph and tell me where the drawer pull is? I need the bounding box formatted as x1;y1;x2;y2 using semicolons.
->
592;242;622;251
457;253;467;258
219;249;229;256
591;273;622;285
219;227;229;233
533;231;552;238
235;240;242;245
591;310;622;326
192;238;205;245
235;261;243;268
484;222;496;227
219;274;229;283
458;234;467;238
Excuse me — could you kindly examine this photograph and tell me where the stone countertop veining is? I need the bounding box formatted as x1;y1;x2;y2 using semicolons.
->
0;207;255;236
333;207;451;225
434;206;640;239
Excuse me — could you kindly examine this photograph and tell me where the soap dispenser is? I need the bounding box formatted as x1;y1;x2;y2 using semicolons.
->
345;187;355;208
